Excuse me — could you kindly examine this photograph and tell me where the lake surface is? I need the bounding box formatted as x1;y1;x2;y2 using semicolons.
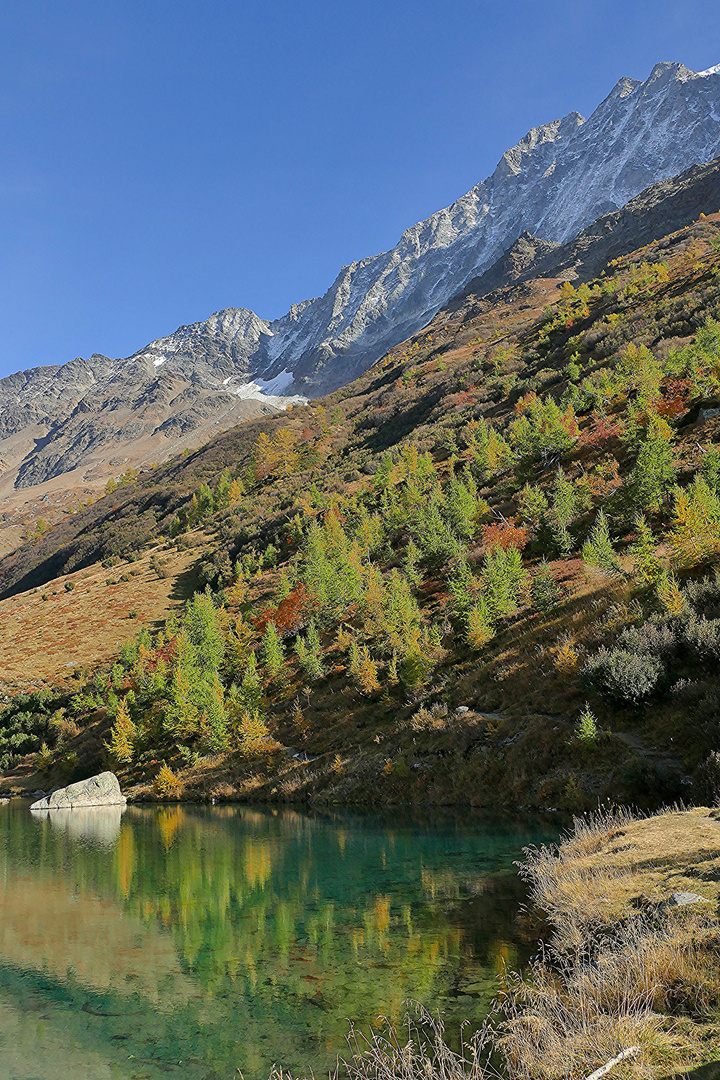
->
0;800;556;1080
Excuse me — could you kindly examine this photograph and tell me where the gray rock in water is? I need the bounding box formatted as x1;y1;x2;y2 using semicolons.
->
30;771;126;811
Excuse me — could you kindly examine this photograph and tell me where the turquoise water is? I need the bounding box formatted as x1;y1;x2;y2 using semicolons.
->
0;801;555;1080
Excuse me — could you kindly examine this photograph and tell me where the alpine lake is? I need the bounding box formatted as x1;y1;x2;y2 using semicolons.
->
0;800;558;1080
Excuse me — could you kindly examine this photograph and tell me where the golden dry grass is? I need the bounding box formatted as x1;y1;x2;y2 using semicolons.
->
499;808;720;1079
522;807;720;948
0;542;197;688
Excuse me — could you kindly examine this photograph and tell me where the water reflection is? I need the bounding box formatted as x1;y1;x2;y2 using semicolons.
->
0;801;556;1080
30;804;124;846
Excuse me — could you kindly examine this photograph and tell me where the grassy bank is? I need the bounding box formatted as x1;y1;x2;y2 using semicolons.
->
315;808;720;1080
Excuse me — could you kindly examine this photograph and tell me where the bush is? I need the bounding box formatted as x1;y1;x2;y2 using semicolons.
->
582;647;664;703
619;620;679;660
693;751;720;806
153;763;184;799
682;614;720;661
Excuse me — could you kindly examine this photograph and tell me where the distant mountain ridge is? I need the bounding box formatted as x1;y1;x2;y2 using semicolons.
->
3;60;720;494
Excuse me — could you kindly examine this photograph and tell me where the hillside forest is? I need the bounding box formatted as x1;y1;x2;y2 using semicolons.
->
4;211;720;810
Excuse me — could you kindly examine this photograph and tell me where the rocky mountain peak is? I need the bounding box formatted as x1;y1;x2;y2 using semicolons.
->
4;59;720;495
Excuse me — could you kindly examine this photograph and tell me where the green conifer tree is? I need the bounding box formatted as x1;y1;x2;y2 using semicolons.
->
261;621;285;679
582;510;622;576
549;468;577;555
625;422;676;512
628;515;663;585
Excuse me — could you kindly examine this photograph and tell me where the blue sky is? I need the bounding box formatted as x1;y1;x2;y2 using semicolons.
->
1;0;720;379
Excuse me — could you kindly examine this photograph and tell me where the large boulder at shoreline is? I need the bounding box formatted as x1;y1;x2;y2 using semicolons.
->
30;772;126;811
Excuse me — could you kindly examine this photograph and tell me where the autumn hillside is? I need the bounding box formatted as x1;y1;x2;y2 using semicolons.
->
4;208;720;809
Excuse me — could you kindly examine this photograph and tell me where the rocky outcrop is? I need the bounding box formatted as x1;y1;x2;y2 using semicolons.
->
30;772;126;810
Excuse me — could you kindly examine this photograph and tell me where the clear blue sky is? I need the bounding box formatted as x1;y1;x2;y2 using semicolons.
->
1;0;720;379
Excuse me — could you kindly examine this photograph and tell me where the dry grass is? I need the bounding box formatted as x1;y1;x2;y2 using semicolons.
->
270;1007;499;1080
499;807;720;1078
0;542;197;688
520;806;720;949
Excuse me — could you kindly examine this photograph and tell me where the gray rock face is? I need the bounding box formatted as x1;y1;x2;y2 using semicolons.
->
30;771;126;810
4;60;720;489
455;156;720;306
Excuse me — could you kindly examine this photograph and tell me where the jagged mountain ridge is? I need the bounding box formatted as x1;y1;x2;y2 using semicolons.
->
3;59;720;494
122;60;720;393
455;157;720;306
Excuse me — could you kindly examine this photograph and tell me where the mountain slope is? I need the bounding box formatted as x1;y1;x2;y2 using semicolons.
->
4;203;720;815
3;60;720;507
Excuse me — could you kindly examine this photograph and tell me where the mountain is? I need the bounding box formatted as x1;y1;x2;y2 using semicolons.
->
3;59;720;506
3;197;720;818
454;156;720;307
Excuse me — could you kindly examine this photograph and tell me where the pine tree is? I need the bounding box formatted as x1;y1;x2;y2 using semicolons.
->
575;704;598;745
518;483;549;530
700;444;720;493
482;545;527;619
670;475;720;566
348;638;362;678
448;555;479;617
404;539;422;586
628;514;663;585
261;620;285;679
383;569;423;656
446;474;479;539
548;468;576;555
530;560;561;613
295;621;324;680
616;342;662;407
625;420;676;512
214;468;233;510
305;619;325;679
238;651;263;712
582;510;622;576
355;646;380;694
466;601;495;650
106;696;136;765
656;572;687;616
236;710;271;758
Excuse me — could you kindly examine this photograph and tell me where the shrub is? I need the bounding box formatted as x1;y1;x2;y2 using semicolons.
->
693;751;720;806
582;647;664;703
682;614;720;661
153;763;184;799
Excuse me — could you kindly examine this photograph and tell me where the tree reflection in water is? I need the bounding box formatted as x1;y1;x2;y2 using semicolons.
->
0;801;555;1080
